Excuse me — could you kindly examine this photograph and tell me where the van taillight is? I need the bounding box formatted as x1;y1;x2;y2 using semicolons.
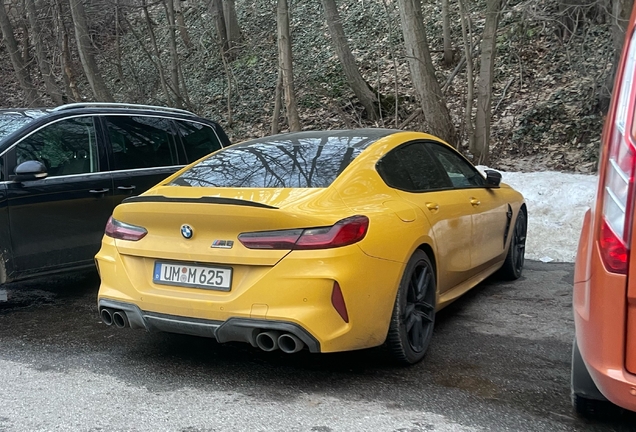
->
599;29;636;274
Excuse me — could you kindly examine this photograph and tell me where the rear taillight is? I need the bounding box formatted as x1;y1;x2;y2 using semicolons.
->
599;29;636;274
105;216;148;241
238;215;369;250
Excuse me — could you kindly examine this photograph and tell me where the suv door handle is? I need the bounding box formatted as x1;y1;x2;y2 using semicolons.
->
89;188;109;194
117;185;136;191
470;198;481;206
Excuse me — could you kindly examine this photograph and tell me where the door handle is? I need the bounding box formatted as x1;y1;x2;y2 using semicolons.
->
425;202;439;211
89;188;109;194
470;198;481;206
117;185;136;191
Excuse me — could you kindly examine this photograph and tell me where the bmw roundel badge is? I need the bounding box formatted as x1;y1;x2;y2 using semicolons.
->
181;224;193;239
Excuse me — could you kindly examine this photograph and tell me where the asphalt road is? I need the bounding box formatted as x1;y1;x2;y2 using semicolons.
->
0;261;635;432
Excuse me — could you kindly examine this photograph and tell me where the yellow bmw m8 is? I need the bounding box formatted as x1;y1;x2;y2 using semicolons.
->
96;129;526;364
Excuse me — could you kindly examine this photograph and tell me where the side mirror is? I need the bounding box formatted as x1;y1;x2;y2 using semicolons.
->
484;169;502;187
13;160;48;182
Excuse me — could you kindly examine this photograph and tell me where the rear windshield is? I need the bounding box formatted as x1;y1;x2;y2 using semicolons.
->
170;136;370;188
0;111;46;141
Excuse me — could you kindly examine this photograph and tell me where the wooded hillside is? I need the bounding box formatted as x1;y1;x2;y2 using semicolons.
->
0;0;631;172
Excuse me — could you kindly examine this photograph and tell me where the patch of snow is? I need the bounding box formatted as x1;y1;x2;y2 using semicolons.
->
477;166;598;263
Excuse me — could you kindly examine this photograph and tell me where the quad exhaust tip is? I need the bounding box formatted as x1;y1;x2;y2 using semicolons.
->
278;333;304;354
255;331;281;351
100;308;130;328
255;331;306;353
100;306;308;353
100;308;114;326
113;311;129;328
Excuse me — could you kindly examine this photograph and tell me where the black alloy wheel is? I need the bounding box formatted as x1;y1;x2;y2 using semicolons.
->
387;250;436;365
500;208;527;280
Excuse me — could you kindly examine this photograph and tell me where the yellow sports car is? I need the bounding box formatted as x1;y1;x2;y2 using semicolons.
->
96;129;526;364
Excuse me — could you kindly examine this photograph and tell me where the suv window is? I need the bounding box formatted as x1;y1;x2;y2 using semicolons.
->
15;116;99;176
427;142;485;188
175;120;222;163
105;116;179;170
377;142;452;192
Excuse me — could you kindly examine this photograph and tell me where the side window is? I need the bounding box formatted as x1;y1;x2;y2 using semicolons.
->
175;120;222;163
15;117;98;176
427;143;485;188
105;116;179;170
377;142;452;192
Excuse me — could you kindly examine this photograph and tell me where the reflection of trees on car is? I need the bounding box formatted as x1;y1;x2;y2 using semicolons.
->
106;116;178;170
16;117;97;175
172;136;366;189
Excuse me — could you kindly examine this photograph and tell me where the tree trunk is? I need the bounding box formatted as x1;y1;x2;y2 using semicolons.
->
0;2;38;105
69;0;114;101
114;0;125;82
164;0;184;107
209;0;229;54
459;0;474;150
24;0;64;105
473;0;502;166
277;0;301;131
442;0;453;65
272;68;283;134
141;0;172;104
54;0;81;101
223;0;243;50
20;7;29;66
174;0;193;50
321;0;379;120
397;0;456;144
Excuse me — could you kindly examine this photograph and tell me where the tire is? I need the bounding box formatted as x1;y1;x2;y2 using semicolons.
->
499;208;527;280
386;250;436;365
571;339;617;419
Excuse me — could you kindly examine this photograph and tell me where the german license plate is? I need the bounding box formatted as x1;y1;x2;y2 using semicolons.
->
153;261;232;291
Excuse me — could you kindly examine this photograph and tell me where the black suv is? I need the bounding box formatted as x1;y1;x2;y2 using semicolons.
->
0;103;230;283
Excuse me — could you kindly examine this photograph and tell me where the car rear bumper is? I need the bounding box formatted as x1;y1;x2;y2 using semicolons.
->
98;298;321;352
573;210;636;411
96;236;406;353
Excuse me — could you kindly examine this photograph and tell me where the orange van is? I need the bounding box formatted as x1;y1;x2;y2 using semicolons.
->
572;4;636;417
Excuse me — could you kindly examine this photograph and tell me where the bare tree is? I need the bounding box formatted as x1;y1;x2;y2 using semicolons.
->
209;0;229;54
458;0;474;150
321;0;379;120
114;0;125;82
272;68;283;134
0;2;38;105
140;0;172;103
611;0;634;53
54;0;81;101
397;0;456;144
164;0;185;107
223;0;243;50
24;0;64;105
277;0;301;131
442;0;453;65
69;0;114;101
174;0;193;50
473;0;502;165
